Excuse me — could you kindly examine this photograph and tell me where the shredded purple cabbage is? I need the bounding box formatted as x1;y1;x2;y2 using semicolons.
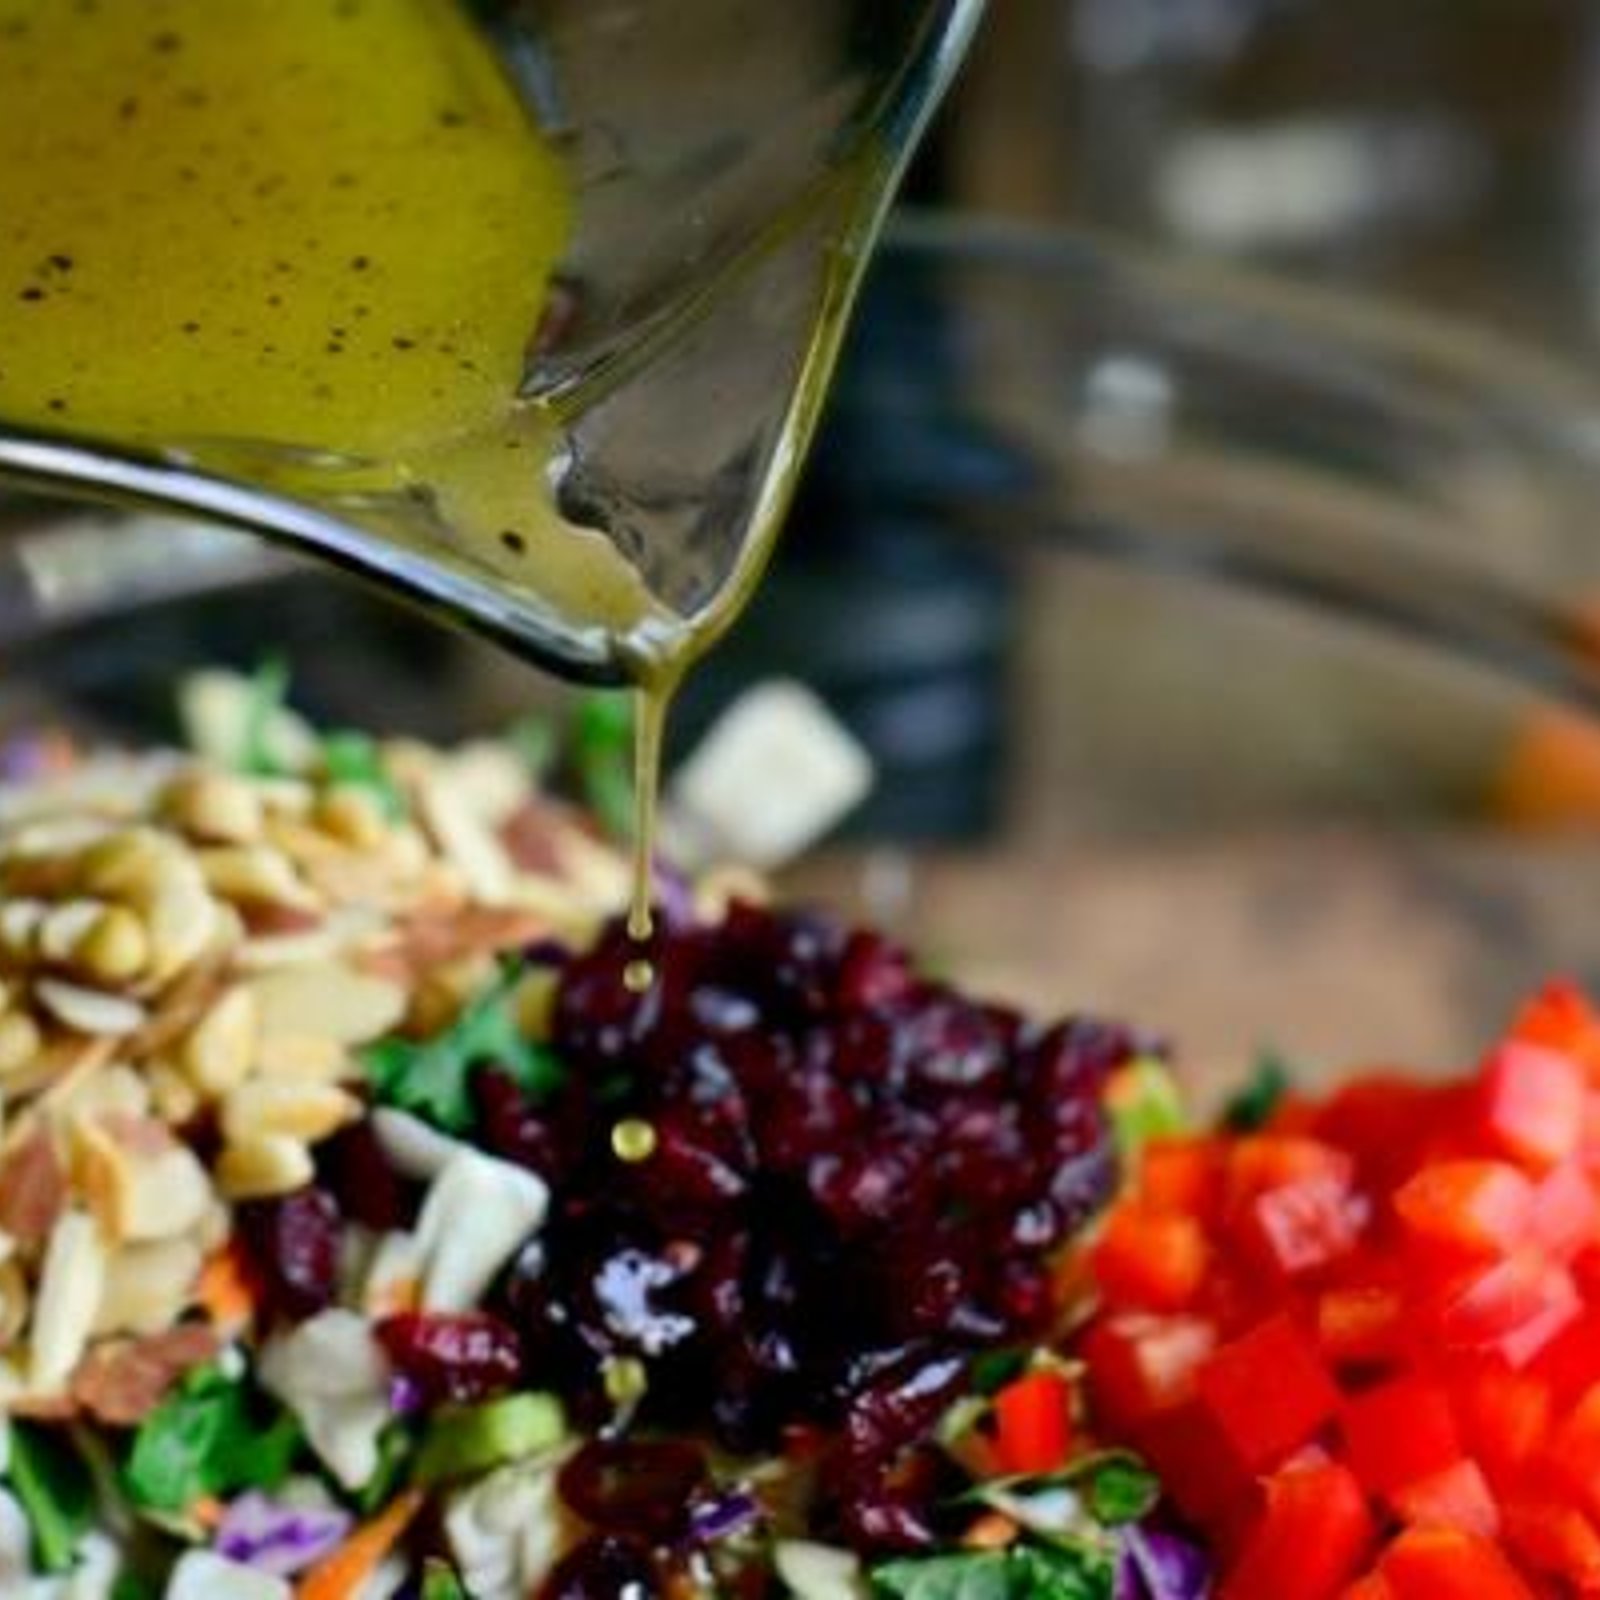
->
686;1489;761;1545
214;1492;353;1577
1116;1522;1212;1600
388;1372;428;1416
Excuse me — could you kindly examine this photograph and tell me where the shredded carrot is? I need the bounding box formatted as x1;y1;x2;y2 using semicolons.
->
195;1242;256;1333
190;1495;225;1529
963;1511;1021;1550
296;1489;424;1600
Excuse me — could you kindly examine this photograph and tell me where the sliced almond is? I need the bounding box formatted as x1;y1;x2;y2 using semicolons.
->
197;844;320;914
220;1080;359;1147
418;770;516;906
71;905;151;986
215;1135;314;1201
0;899;45;959
255;1033;348;1084
175;983;258;1097
71;1118;211;1243
161;769;264;845
248;963;405;1046
0;1011;42;1078
0;1256;27;1346
30;1208;106;1391
93;1235;203;1337
37;900;106;964
146;1061;202;1127
35;979;146;1038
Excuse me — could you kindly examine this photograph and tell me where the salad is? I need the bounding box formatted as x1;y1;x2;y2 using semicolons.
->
0;671;1199;1598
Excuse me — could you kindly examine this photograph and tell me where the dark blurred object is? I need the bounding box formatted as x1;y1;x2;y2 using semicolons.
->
673;248;1020;843
952;0;1597;347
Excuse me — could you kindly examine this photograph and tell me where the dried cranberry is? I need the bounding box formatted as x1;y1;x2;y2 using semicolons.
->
236;1187;339;1321
557;1439;707;1537
316;1119;414;1231
540;1534;659;1600
375;1311;522;1405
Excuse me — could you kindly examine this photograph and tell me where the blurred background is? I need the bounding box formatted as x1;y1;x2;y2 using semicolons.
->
20;0;1600;1091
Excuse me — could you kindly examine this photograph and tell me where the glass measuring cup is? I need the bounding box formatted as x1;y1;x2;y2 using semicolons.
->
0;0;986;682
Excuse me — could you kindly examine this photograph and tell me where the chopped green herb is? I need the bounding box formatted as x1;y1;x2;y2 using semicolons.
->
321;729;406;819
1082;1457;1160;1527
111;1573;163;1600
5;1424;94;1574
414;1392;565;1484
969;1348;1029;1397
362;963;564;1134
872;1541;1110;1600
421;1559;469;1600
239;655;291;777
570;691;634;840
355;1419;415;1516
1223;1048;1294;1133
122;1366;299;1513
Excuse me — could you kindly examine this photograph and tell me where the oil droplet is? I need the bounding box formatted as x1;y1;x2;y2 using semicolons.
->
611;1117;658;1163
623;957;654;993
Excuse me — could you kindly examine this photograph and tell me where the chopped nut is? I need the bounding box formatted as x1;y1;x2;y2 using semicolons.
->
94;1235;203;1337
161;769;264;845
0;1130;67;1248
30;1208;106;1391
314;787;388;850
146;1061;202;1126
175;983;258;1097
71;1117;211;1243
35;979;146;1037
71;905;151;985
72;1322;218;1424
198;844;320;913
255;1033;348;1083
215;1135;315;1201
220;1080;359;1147
248;963;406;1045
0;1011;42;1077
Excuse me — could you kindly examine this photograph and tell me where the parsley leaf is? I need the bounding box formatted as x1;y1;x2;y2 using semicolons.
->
570;691;634;841
422;1558;469;1600
321;730;406;820
872;1542;1110;1600
361;965;564;1135
1223;1048;1293;1133
122;1366;299;1513
5;1423;95;1574
1082;1457;1160;1527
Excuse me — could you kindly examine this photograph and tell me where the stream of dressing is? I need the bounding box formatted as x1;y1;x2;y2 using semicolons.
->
0;0;718;965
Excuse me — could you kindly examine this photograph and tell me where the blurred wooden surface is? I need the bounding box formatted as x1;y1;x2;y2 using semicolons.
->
794;830;1600;1111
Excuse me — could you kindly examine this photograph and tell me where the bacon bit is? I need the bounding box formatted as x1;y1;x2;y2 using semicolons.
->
71;1322;220;1425
0;1130;68;1247
963;1512;1021;1550
196;1242;257;1334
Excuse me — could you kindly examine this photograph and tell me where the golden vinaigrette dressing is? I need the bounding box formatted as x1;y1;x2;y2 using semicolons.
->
0;0;696;965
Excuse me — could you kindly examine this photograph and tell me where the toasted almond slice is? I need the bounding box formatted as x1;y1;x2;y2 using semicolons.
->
248;963;405;1046
93;1235;204;1337
220;1080;359;1147
0;1011;42;1078
215;1135;314;1201
418;770;516;906
255;1033;348;1084
0;1256;27;1347
197;845;320;914
37;900;106;964
71;1118;211;1243
35;979;145;1037
161;769;265;845
72;906;151;986
0;899;45;958
30;1208;105;1392
175;983;257;1097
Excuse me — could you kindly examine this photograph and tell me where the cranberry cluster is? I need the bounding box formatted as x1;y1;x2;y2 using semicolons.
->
484;903;1131;1553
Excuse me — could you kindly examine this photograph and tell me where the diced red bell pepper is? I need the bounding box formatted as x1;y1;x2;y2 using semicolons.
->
1511;978;1600;1081
1394;1161;1534;1260
1317;1285;1409;1367
1313;1077;1437;1178
1226;1135;1353;1213
1092;1204;1208;1312
1236;1171;1364;1280
991;1368;1072;1477
1139;1136;1224;1219
1379;1527;1536;1600
1222;1461;1374;1600
1341;1375;1463;1497
1531;1308;1600;1402
1438;1252;1579;1367
1456;1362;1551;1484
1079;1313;1216;1431
1480;1041;1586;1170
1388;1459;1499;1540
1340;1575;1395;1600
1544;1381;1600;1521
1503;1500;1600;1592
1139;1400;1261;1543
1196;1312;1340;1472
1528;1161;1600;1260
